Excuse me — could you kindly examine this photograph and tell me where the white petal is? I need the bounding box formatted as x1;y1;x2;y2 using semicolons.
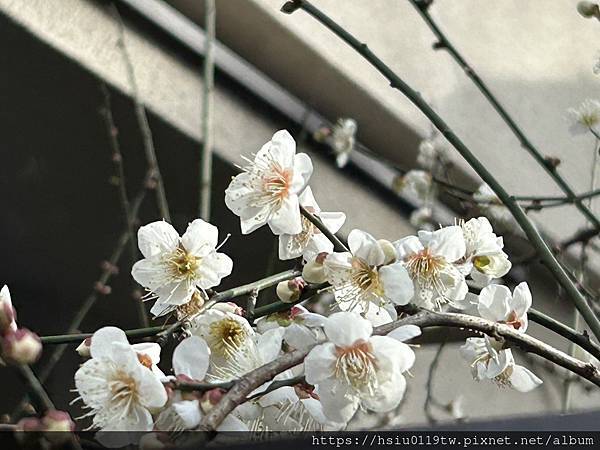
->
131;257;169;291
379;263;414;305
512;282;532;317
291;153;313;193
386;325;422;342
257;327;285;364
324;311;372;347
172;400;202;429
90;327;128;360
509;364;543;392
478;284;511;322
348;229;384;266
132;342;162;365
268;195;302;235
319;212;346;234
317;379;359;424
370;335;415;373
173;336;210;381
181;219;218;256
266;130;296;168
258;386;298;407
422;226;466;262
362;372;406;412
137;366;168;409
217;414;249;431
304;343;336;384
196;252;233;289
137;221;179;258
298;186;319;210
393;235;423;260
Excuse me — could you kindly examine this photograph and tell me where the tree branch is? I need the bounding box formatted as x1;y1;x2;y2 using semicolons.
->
282;0;600;343
300;206;349;252
409;0;600;230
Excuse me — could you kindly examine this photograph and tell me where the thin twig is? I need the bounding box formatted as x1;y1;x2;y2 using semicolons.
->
199;0;216;220
99;82;148;328
16;365;54;414
408;0;600;231
423;342;445;424
282;0;600;342
110;2;171;222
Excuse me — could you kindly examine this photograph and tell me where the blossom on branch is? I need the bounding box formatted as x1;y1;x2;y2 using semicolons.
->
568;98;600;135
323;229;413;318
395;226;468;309
304;312;416;424
225;130;313;235
278;187;346;261
131;219;233;318
73;327;167;435
476;282;532;332
460;336;542;392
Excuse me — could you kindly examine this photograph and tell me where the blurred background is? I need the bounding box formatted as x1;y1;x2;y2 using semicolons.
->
0;0;599;429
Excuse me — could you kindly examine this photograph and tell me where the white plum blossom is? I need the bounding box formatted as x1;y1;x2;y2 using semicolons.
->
131;220;233;318
458;217;511;285
189;307;255;364
154;336;248;432
473;184;515;229
567;99;600;135
323;229;413;316
225;130;313;235
304;312;415;424
460;336;542;392
395;170;434;205
477;282;532;332
255;305;326;351
330;118;357;168
74;327;167;434
395;226;468;309
278;187;346;261
417;134;450;170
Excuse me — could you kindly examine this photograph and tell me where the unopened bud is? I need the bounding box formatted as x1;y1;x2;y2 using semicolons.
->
76;337;91;358
378;239;397;265
2;328;42;365
212;302;243;316
0;285;17;335
302;253;328;284
544;156;561;169
577;1;600;18
94;282;112;295
15;417;42;433
200;388;226;413
100;260;119;275
42;410;75;436
276;278;307;303
312;126;331;142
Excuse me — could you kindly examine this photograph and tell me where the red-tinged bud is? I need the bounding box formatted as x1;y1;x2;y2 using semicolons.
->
302;253;328;284
100;260;119;275
42;410;75;433
94;282;112;295
15;417;42;433
199;388;226;413
276;277;307;304
14;417;43;445
2;328;42;365
212;302;243;316
76;337;91;358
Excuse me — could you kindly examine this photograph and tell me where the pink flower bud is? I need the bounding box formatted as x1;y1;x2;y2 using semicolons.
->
2;328;42;365
15;417;42;433
42;410;75;432
76;337;91;358
199;388;226;413
212;302;243;316
93;282;112;295
276;277;306;303
302;256;327;284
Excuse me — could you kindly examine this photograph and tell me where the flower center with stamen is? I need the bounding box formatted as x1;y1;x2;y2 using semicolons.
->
209;319;247;355
351;258;383;296
502;311;522;330
168;247;199;280
108;371;138;408
334;340;378;392
176;291;206;320
405;248;445;280
262;163;292;202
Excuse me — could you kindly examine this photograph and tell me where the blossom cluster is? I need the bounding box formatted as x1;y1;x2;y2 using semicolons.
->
62;129;548;443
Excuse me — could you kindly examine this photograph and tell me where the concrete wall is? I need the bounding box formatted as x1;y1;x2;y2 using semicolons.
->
0;0;597;427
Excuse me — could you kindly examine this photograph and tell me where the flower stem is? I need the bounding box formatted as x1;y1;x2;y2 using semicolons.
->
300;206;349;252
283;0;600;343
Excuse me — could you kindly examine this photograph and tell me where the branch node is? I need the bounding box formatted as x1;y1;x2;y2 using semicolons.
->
281;0;302;14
